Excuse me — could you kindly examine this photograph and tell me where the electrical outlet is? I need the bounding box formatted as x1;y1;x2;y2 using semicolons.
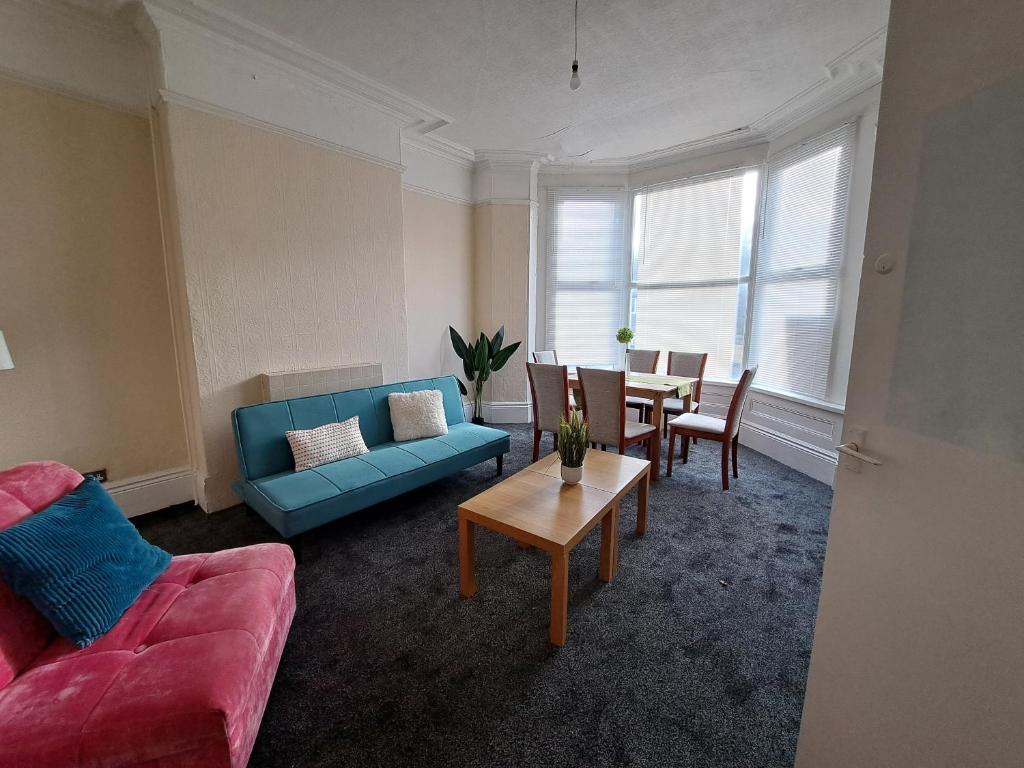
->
83;468;107;483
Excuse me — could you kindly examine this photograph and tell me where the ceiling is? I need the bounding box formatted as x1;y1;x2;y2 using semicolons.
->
109;0;889;160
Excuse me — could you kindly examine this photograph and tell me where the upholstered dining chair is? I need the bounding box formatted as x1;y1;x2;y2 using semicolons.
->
624;348;660;421
533;350;578;407
527;362;571;462
577;367;658;461
666;367;757;490
650;351;709;436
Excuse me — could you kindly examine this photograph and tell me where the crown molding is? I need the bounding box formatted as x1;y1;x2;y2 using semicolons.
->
0;0;149;114
401;131;475;168
751;26;887;139
140;0;452;129
474;149;550;169
10;0;135;43
542;25;886;176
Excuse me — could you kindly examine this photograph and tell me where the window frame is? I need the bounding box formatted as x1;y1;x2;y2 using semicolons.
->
629;167;762;380
541;186;632;369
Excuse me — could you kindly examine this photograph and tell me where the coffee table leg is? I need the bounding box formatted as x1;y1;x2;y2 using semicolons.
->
550;550;569;646
636;469;650;536
459;516;477;598
599;504;620;582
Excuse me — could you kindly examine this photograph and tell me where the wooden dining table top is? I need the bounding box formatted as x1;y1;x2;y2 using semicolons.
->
566;371;697;397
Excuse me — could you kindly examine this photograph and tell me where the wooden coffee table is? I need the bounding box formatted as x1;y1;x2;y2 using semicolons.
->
457;449;651;646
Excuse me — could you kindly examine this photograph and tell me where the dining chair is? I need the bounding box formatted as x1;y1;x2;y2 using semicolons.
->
651;351;709;437
532;350;578;407
527;362;571;462
624;348;660;421
666;367;757;490
577;367;658;461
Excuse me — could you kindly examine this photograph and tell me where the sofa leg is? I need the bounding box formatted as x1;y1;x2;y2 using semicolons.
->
497;453;504;476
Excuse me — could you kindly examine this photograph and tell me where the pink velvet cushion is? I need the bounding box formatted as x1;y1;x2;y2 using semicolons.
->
0;543;296;768
0;461;84;688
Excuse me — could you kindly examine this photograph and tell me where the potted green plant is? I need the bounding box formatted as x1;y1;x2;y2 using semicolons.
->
616;326;635;372
557;408;588;484
449;325;522;424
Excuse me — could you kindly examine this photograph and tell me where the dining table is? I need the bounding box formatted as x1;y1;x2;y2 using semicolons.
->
566;371;697;479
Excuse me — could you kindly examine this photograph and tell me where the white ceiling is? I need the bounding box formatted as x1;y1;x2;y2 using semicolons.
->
109;0;889;160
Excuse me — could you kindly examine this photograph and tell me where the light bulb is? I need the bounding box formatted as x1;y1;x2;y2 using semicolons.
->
569;60;581;91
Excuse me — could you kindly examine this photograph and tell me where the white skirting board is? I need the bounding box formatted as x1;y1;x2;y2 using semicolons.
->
479;401;532;424
738;423;838;486
104;468;195;518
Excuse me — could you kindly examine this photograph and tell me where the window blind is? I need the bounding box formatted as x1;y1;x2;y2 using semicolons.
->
632;168;759;380
749;122;856;401
544;188;628;368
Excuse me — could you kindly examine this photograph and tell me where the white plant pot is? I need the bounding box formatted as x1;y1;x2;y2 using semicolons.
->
560;463;583;485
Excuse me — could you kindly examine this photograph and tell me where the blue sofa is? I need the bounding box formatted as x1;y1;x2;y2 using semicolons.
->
231;376;510;538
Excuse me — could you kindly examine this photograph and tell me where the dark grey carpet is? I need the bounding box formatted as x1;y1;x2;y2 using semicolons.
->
134;423;831;768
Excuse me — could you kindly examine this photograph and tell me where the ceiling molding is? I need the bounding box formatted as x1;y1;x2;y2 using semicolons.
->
401;131;475;168
0;0;149;114
474;149;550;169
543;25;887;175
11;0;135;43
141;0;453;129
751;26;887;138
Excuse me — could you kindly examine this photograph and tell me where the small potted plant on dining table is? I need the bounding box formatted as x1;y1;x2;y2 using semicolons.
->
557;408;588;485
616;326;635;372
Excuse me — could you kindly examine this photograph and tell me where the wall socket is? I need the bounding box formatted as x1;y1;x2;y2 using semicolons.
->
83;468;107;483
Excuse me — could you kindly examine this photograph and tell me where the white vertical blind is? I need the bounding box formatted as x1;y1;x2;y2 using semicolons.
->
749;122;856;400
632;168;759;379
544;188;628;367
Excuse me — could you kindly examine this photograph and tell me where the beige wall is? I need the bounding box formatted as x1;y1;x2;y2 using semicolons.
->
159;103;408;511
0;77;188;480
401;189;473;382
472;203;531;405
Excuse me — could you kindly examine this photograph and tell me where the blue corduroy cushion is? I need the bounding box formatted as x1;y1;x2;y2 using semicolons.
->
0;477;171;648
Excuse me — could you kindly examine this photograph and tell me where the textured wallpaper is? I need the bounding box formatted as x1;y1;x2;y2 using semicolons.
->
402;189;473;383
0;78;188;479
473;203;531;404
162;104;409;510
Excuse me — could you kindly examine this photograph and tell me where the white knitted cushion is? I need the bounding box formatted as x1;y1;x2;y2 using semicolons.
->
388;390;448;441
286;416;368;471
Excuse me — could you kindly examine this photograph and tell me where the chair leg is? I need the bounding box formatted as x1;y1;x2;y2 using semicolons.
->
533;429;541;463
601;444;607;451
721;442;730;491
553;434;559;451
497;453;504;476
663;413;668;438
667;430;676;477
646;436;654;462
681;432;690;464
732;436;739;478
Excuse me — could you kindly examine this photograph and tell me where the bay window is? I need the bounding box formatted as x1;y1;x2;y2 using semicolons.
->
541;121;858;406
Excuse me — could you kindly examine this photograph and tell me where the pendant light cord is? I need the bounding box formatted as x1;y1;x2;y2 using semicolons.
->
574;0;578;60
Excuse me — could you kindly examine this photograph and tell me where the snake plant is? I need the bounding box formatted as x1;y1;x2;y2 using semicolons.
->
449;326;521;423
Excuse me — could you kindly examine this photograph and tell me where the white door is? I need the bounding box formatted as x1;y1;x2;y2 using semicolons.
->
795;1;1024;766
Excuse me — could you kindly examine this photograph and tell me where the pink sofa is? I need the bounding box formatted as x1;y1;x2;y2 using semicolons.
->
0;462;296;767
